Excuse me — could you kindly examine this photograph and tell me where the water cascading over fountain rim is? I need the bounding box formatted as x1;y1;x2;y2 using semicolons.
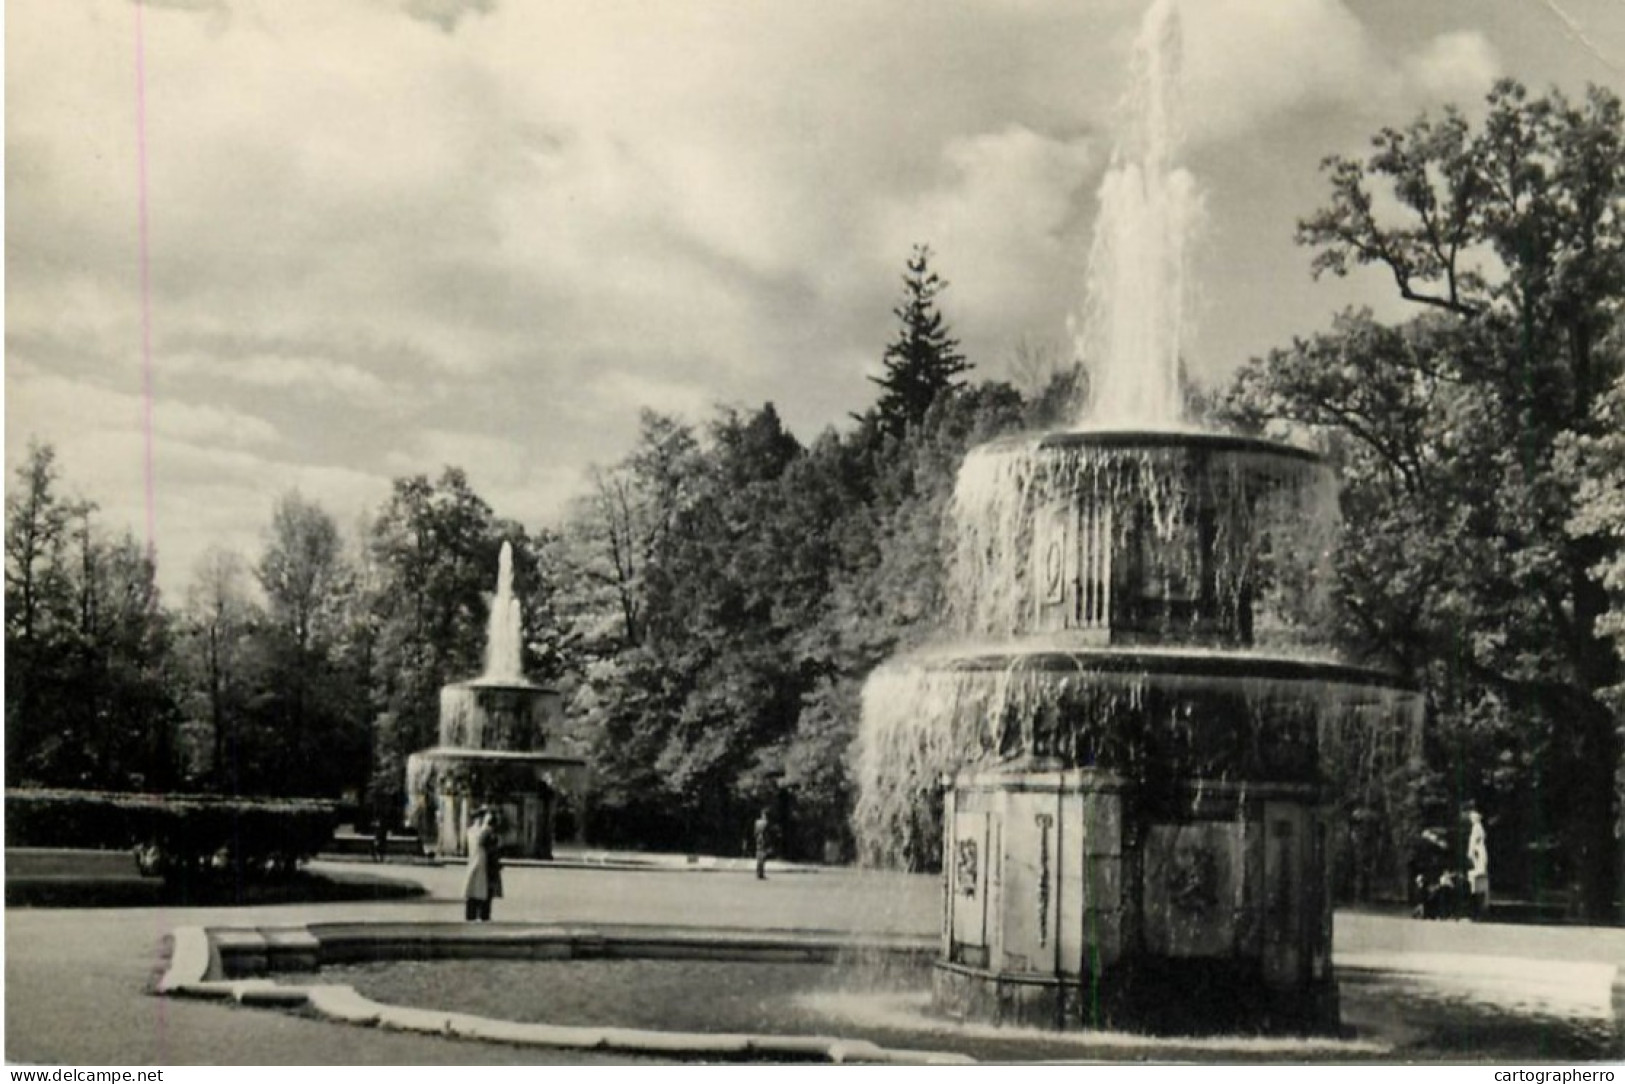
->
860;387;1419;1035
947;425;1347;653
959;427;1325;477
1035;428;1321;462
917;644;1419;694
452;674;544;690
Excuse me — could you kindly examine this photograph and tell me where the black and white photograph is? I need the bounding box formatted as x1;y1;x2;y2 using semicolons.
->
5;0;1625;1069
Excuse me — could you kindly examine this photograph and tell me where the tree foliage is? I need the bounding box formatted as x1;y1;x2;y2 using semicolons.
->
1561;371;1625;705
1228;80;1625;917
178;545;258;791
5;444;178;791
559;361;1065;860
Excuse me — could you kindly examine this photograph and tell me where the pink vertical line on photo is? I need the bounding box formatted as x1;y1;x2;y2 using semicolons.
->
135;0;169;1064
136;0;159;570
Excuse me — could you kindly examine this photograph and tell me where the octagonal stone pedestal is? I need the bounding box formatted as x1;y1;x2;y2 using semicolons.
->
934;766;1336;1034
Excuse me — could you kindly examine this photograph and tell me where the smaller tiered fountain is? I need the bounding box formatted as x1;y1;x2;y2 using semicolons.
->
406;542;585;859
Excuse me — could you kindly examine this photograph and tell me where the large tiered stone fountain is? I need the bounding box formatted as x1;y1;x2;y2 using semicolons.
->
854;0;1420;1035
406;542;585;860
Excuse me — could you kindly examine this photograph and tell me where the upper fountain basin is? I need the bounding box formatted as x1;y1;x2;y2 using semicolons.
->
1035;426;1320;462
948;426;1339;653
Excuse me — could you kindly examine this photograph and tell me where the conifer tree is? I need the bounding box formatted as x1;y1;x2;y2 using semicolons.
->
871;245;971;436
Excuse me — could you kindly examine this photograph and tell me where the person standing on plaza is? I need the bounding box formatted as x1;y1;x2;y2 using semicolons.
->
485;810;505;913
463;807;496;922
371;809;390;864
1466;809;1490;921
754;808;772;880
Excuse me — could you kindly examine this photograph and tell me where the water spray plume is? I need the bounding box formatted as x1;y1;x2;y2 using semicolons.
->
1079;0;1203;429
483;540;525;682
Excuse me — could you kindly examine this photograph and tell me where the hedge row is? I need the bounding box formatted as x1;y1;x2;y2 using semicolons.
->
5;789;341;881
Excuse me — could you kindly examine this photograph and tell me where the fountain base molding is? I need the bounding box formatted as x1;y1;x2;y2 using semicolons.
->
934;766;1337;1034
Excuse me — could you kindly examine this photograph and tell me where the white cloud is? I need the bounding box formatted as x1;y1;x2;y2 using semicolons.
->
384;428;588;528
1178;0;1382;139
1402;31;1503;105
165;349;395;403
10;370;281;452
0;0;1558;606
577;370;716;426
395;0;496;34
6;367;387;594
877;126;1096;356
1176;0;1502;140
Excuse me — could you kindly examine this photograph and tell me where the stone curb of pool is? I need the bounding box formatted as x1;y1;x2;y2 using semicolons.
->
154;922;972;1065
425;854;822;875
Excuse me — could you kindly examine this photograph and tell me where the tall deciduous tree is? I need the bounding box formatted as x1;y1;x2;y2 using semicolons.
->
259;493;347;659
1562;373;1625;703
6;442;72;647
180;545;260;790
253;491;360;795
366;467;503;807
74;524;178;790
561;411;702;656
870;245;971;437
1230;80;1624;918
5;442;74;779
4;442;179;790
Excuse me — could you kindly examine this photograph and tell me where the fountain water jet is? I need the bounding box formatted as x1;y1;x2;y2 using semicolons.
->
482;541;525;684
406;541;585;859
854;0;1420;1034
1079;0;1202;429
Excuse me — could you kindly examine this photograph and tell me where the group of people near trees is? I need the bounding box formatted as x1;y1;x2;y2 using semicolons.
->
1411;810;1493;921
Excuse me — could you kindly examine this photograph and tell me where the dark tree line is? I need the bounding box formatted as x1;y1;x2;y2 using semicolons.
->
4;448;563;812
6;443;177;792
4;245;1030;866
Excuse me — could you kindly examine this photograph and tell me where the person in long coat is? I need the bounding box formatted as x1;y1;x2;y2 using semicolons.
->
463;808;495;922
753;809;772;881
485;811;505;906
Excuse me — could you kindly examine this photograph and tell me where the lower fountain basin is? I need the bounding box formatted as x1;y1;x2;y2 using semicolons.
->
406;747;587;860
856;644;1420;1035
932;642;1411;686
857;644;1420;808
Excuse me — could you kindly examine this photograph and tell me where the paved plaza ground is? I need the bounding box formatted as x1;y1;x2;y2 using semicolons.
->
6;855;1623;1064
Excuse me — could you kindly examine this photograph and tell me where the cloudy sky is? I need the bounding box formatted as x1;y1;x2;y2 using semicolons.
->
8;0;1624;596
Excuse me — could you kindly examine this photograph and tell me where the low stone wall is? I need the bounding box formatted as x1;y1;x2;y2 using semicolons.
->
155;921;960;1064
